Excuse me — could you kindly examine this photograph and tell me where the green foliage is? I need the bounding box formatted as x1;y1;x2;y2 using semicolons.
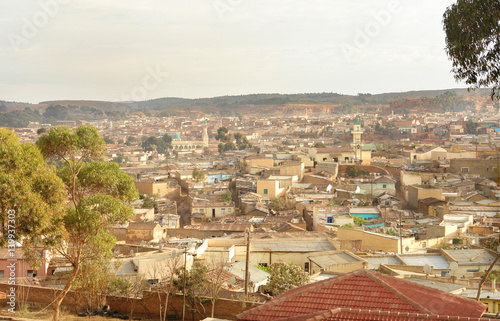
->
221;190;232;202
483;270;500;282
443;0;500;100
43;105;68;120
173;263;208;319
38;125;138;320
452;237;464;245
234;132;252;150
37;127;47;135
103;136;114;144
0;108;43;127
353;216;366;227
218;142;236;153
345;165;370;178
141;134;173;154
142;195;158;209
125;135;137;146
255;264;271;273
192;167;206;182
264;262;309;296
112;154;129;164
313;142;326;148
438;240;451;249
0;128;67;252
215;126;229;141
268;197;286;213
386;228;397;236
465;119;479;135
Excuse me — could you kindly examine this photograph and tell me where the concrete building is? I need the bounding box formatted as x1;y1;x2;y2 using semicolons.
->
407;185;443;211
450;159;500;180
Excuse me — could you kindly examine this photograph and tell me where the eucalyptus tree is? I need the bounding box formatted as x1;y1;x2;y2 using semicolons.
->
38;125;138;321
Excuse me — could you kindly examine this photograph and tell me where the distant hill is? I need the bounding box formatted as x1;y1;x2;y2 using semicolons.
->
0;88;496;127
126;88;492;111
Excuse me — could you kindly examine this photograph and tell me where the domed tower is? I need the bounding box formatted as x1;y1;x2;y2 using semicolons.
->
202;120;209;147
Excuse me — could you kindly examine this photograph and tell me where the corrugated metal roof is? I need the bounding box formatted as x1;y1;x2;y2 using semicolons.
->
251;239;335;252
399;255;450;270
364;256;401;270
444;249;498;266
308;252;363;268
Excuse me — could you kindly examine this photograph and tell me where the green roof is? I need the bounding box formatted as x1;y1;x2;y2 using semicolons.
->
354;118;361;125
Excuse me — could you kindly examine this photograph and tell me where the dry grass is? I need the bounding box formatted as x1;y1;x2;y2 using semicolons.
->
0;305;157;320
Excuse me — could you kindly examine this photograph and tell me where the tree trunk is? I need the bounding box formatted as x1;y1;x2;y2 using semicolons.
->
476;254;500;301
53;267;78;321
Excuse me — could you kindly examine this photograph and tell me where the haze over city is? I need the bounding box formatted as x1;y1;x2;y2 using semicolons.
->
1;0;462;103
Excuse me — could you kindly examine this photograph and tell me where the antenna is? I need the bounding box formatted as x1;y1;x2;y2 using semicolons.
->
450;261;458;277
423;264;431;275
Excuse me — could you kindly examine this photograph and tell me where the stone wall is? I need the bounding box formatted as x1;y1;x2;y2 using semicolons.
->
0;284;260;320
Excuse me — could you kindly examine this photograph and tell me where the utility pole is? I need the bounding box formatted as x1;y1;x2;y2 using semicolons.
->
244;228;250;300
182;247;187;321
399;211;403;254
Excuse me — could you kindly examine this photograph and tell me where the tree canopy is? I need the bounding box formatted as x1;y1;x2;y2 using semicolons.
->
141;134;172;154
38;125;138;321
0;128;67;252
264;262;309;296
443;0;500;99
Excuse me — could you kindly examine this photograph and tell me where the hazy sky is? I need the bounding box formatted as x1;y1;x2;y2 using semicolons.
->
0;0;462;103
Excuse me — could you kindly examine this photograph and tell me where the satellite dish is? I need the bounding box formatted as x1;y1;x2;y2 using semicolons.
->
423;264;431;274
140;240;145;246
172;249;177;257
228;276;236;286
405;246;410;252
129;249;134;255
444;273;451;278
158;244;163;251
450;262;458;272
367;245;372;251
352;248;357;253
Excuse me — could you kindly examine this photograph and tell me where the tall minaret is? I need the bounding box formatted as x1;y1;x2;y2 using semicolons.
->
351;118;363;147
202;120;209;147
351;118;363;164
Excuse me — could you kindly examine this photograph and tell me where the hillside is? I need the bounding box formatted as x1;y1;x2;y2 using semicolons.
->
0;88;496;127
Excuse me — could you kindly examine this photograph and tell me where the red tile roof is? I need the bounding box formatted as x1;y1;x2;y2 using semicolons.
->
236;270;486;321
287;308;494;321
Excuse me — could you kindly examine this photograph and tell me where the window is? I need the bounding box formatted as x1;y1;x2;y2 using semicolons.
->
27;270;35;277
382;184;387;188
221;208;226;217
327;217;333;223
200;209;204;214
264;189;268;195
304;262;310;273
461;167;469;173
258;263;268;268
0;270;4;278
212;209;216;218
